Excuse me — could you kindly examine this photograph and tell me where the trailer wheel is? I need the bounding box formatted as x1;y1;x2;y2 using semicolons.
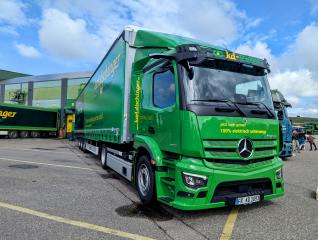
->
20;131;29;138
30;131;40;138
136;155;156;205
8;131;18;139
100;145;108;169
79;139;83;150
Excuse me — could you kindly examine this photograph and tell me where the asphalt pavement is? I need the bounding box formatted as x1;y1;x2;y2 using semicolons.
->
0;139;317;240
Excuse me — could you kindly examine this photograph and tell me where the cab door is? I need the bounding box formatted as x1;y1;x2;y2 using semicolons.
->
139;60;181;153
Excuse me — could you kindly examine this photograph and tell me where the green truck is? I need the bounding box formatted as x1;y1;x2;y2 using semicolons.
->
75;26;284;210
0;103;59;138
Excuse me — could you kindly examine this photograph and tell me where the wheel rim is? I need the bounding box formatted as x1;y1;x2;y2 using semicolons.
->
101;147;106;165
138;163;150;197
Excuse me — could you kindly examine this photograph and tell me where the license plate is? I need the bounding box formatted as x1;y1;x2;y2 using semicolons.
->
235;195;260;205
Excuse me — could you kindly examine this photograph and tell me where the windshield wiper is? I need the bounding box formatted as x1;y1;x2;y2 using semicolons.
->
191;99;246;116
238;101;275;118
191;99;229;103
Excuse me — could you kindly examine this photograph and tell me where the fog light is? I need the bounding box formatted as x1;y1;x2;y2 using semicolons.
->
276;168;283;179
182;172;207;189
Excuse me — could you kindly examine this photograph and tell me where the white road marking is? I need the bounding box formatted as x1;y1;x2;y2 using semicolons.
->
0;157;95;171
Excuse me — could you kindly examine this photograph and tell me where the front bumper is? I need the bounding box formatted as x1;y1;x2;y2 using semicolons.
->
157;157;284;210
280;142;293;158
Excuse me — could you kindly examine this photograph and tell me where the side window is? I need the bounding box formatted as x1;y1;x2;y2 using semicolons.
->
153;68;176;108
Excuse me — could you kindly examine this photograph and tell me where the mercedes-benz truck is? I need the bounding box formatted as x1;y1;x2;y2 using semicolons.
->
75;26;284;210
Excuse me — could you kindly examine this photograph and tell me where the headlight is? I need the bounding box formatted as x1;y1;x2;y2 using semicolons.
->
182;172;207;189
276;168;283;179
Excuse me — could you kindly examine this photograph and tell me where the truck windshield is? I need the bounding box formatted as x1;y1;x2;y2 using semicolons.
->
182;59;274;118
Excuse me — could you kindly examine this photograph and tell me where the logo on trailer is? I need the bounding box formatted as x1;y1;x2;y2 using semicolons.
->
238;138;253;159
0;110;17;119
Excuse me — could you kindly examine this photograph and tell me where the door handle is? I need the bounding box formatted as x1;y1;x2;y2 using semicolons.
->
148;126;155;134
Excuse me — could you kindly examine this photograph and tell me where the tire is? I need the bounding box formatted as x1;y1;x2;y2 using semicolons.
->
136;155;156;205
30;131;40;138
20;131;29;138
100;145;108;169
82;142;88;153
8;131;18;139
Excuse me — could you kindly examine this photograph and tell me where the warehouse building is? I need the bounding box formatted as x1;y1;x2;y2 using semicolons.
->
0;70;93;127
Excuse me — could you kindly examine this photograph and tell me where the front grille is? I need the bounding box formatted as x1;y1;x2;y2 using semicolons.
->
211;178;273;203
203;138;277;163
205;156;274;165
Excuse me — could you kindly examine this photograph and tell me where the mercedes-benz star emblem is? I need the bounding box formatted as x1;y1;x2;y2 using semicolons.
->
238;138;253;159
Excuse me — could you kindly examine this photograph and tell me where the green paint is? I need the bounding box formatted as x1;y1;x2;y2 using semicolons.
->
0;103;58;132
75;27;283;210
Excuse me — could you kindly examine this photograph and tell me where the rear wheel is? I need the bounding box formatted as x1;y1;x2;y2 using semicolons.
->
8;131;18;139
30;131;40;138
136;155;156;205
20;131;29;138
100;145;108;169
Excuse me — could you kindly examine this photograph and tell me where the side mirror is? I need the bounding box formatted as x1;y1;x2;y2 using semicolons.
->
277;110;284;120
181;60;194;80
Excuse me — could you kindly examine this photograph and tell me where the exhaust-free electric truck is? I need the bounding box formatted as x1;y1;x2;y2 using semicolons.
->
75;26;284;210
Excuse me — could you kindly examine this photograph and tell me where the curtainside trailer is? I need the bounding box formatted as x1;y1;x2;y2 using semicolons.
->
0;103;59;138
75;26;284;210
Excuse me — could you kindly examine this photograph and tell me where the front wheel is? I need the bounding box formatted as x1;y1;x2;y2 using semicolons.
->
136;155;156;205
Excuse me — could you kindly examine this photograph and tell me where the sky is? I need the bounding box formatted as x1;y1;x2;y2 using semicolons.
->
0;0;318;117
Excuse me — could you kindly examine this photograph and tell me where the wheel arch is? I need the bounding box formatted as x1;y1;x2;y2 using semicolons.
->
133;135;164;184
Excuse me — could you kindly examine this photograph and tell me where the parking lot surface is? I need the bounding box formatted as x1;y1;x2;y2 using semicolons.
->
0;139;317;240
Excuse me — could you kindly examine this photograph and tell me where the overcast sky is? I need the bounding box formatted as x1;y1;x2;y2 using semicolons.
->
0;0;318;117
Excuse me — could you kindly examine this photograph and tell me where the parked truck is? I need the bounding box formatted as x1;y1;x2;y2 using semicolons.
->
75;26;284;210
271;90;293;159
0;103;59;138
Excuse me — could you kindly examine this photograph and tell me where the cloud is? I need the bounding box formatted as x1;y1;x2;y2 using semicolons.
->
235;41;278;71
0;26;18;36
0;0;28;26
234;23;318;117
288;107;318;118
282;22;318;72
37;0;259;62
39;8;104;62
269;69;318;98
15;43;41;58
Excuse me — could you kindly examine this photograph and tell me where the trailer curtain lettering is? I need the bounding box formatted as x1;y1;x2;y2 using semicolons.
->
94;54;121;94
0;110;17;119
134;78;141;130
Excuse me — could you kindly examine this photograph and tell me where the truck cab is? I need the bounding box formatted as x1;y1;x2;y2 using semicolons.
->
271;90;293;159
133;44;284;209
